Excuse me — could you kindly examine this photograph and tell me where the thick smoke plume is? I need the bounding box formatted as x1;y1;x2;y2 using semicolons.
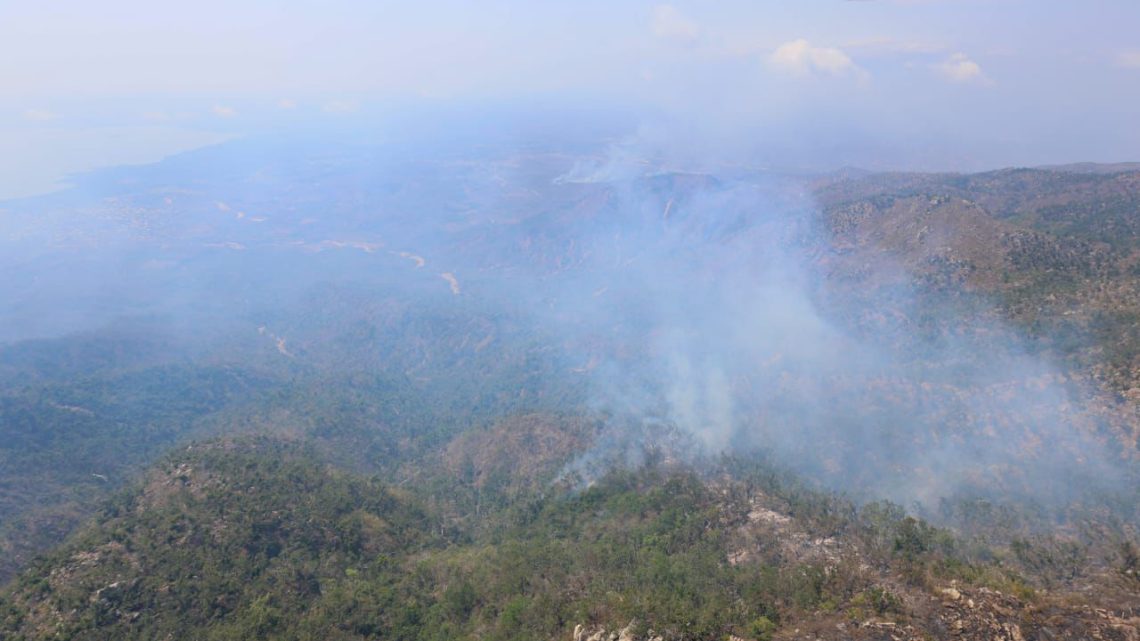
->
498;141;1129;511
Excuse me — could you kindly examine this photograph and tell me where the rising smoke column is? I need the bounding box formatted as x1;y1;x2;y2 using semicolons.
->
508;147;1127;511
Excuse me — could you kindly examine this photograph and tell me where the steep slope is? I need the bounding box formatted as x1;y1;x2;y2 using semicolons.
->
814;169;1140;389
2;432;1138;641
0;438;436;641
813;168;1140;456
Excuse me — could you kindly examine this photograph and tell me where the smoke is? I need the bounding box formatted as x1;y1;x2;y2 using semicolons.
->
0;115;1132;516
491;137;1130;512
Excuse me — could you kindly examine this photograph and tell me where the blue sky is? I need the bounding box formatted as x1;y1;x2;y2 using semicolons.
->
2;1;1139;197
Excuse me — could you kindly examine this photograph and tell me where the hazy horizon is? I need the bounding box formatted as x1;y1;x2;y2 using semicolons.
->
3;1;1140;200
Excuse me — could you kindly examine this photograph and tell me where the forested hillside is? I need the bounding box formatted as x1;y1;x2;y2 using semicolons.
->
3;156;1140;639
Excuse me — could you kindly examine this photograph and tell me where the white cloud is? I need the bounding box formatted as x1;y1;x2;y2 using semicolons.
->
1118;51;1140;69
769;39;865;78
651;5;699;44
22;108;57;122
277;98;297;109
211;105;237;118
934;52;988;83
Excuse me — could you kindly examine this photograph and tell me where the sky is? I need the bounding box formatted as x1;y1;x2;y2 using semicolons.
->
2;0;1139;198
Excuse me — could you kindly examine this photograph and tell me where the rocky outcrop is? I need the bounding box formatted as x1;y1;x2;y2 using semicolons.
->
830;585;1140;641
572;587;1140;641
572;621;662;641
932;585;1140;641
